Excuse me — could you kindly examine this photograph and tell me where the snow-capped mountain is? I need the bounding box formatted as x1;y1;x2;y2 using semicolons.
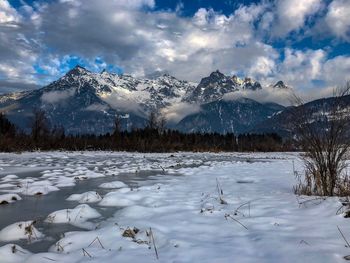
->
271;80;289;89
184;70;263;103
47;66;196;113
0;66;292;134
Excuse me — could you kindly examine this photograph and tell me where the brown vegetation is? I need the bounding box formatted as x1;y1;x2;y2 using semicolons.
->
291;83;350;196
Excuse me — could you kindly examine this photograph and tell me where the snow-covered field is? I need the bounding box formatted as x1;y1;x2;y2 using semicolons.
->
0;152;349;262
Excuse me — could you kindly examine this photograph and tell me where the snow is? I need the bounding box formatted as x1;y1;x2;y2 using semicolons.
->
19;180;60;196
98;188;141;207
0;152;349;262
0;244;32;263
99;180;127;189
0;221;44;242
67;191;102;203
45;204;102;229
0;194;21;204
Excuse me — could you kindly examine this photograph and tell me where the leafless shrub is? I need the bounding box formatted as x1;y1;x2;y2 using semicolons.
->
290;82;350;196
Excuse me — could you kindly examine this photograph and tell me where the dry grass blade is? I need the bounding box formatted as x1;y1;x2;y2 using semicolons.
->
11;245;27;255
224;213;248;230
216;178;227;204
295;196;326;207
337;226;350;247
88;237;105;249
149;228;159;260
42;257;57;261
234;201;252;217
82;248;92;258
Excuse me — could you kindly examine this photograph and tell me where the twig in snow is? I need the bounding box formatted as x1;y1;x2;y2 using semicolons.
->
149;228;159;260
11;245;27;254
42;257;57;261
336;198;350;215
159;165;166;174
295;196;326;207
299;240;311;246
216;178;227;205
234;201;252;217
224;213;248;230
74;206;85;222
88;237;105;249
338;226;350;248
82;248;92;258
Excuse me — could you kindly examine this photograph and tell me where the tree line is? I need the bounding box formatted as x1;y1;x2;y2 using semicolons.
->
0;109;290;152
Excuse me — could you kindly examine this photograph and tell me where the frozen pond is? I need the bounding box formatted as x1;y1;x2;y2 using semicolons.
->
0;152;348;263
0;170;160;253
0;152;251;254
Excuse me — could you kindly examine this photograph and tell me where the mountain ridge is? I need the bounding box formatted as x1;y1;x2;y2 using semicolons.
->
0;65;293;135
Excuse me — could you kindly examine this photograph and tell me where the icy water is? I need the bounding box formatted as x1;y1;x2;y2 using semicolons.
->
5;152;347;263
0;170;159;252
0;152;266;253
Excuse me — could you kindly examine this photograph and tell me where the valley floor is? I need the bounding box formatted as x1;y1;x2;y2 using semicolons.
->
0;152;349;263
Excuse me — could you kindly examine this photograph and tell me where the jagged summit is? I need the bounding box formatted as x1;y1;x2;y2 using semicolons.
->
145;70;171;80
0;67;295;135
185;71;263;103
66;65;89;76
209;70;225;78
273;80;289;89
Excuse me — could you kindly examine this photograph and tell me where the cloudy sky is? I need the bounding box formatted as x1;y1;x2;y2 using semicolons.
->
0;0;349;96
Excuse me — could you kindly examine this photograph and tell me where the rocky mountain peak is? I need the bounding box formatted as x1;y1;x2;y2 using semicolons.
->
273;80;289;89
145;70;171;80
66;65;90;77
207;70;225;80
242;77;262;90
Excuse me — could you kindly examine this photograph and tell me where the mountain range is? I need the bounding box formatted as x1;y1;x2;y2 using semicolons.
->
0;65;326;136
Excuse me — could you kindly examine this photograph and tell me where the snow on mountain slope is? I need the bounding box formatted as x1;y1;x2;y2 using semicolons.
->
0;91;30;104
0;66;292;134
42;66;196;113
184;70;263;103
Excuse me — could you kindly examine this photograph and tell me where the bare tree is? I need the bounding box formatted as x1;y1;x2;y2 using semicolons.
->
31;108;50;142
290;82;350;196
147;110;158;130
158;114;167;134
113;114;122;136
146;110;167;133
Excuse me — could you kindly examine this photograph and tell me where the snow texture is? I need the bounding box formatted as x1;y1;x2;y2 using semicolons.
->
0;221;44;242
45;204;102;229
0;152;349;262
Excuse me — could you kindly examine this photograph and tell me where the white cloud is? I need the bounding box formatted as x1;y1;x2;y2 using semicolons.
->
325;0;350;41
161;102;201;123
102;95;143;116
222;86;293;106
272;0;323;37
322;56;350;85
41;89;75;103
276;48;326;87
84;103;109;112
0;0;20;24
248;56;276;77
0;0;349;103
